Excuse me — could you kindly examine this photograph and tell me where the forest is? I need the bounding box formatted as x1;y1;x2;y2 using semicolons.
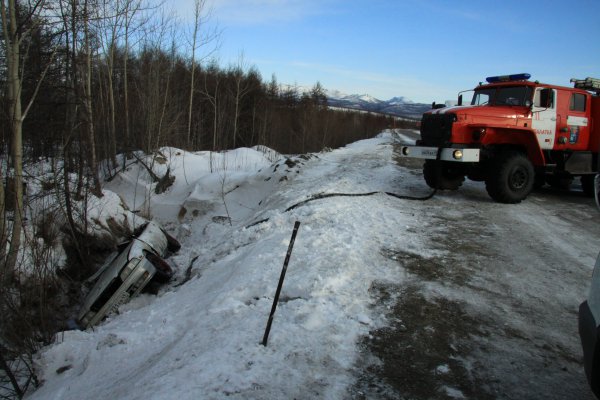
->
0;1;415;397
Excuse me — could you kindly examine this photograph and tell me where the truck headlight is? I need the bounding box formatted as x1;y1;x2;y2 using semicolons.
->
402;147;410;156
453;150;463;160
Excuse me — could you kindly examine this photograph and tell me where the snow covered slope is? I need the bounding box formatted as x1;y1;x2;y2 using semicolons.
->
28;132;600;399
30;134;428;399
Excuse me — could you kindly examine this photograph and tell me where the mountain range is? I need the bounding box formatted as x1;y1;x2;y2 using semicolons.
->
326;90;431;119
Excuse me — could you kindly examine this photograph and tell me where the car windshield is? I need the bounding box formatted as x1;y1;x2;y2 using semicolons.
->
470;85;533;107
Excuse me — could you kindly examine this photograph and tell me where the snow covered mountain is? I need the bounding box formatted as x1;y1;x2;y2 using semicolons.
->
326;91;430;119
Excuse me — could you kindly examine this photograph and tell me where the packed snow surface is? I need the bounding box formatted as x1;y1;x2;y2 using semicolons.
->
27;132;600;399
31;135;421;400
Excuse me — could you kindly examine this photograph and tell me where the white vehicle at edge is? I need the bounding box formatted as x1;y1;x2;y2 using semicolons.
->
579;175;600;399
77;221;180;329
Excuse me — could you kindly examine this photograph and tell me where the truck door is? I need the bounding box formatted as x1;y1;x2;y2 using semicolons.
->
532;87;557;150
562;92;590;151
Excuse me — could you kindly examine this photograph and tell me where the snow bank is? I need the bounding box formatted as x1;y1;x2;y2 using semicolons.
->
30;136;427;399
30;134;598;399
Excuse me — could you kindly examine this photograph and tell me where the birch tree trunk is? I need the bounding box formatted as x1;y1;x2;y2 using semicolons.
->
0;163;6;270
83;0;103;196
1;0;25;276
123;3;131;165
187;0;203;149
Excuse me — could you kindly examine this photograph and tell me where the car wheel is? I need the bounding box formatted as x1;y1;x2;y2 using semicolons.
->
162;229;181;253
146;252;174;283
143;281;161;295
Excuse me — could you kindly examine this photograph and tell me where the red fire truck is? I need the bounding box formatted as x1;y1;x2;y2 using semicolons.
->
398;74;600;203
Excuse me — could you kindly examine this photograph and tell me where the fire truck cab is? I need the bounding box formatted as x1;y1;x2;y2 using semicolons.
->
398;74;600;203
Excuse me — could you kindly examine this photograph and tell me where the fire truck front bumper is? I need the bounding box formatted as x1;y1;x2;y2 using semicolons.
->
398;146;480;162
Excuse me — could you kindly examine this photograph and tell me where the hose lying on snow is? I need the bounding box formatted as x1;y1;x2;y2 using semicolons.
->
284;189;437;211
245;188;437;228
246;147;444;228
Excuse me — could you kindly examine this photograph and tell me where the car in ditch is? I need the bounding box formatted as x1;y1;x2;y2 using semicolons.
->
579;175;600;398
77;221;181;329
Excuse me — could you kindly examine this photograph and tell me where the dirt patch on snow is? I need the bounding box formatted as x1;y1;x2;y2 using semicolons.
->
381;249;471;286
352;282;494;400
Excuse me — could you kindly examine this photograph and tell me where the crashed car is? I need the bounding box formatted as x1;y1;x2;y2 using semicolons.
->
579;175;600;398
77;221;181;329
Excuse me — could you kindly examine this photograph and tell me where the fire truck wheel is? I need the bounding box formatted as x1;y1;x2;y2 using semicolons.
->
485;151;534;203
423;160;465;190
581;175;595;197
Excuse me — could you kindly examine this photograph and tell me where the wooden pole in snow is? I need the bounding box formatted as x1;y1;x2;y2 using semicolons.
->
261;221;301;346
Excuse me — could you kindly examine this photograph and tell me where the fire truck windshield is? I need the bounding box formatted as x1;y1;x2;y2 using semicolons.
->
470;86;533;107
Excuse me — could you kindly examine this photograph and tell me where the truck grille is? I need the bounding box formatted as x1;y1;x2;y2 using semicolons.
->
419;113;456;147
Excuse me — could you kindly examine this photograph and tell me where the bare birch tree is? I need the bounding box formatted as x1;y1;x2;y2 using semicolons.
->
203;63;221;151
0;163;6;267
1;0;57;275
228;55;251;148
98;0;122;168
97;0;144;167
122;0;144;162
82;0;102;196
186;0;201;148
186;0;218;149
1;0;26;278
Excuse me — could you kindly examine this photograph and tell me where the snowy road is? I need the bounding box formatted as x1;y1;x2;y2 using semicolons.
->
30;132;600;400
351;131;600;399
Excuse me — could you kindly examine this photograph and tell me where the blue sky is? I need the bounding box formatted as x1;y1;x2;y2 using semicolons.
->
170;0;600;104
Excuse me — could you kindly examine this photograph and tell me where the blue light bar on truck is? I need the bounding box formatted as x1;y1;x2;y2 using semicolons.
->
485;73;531;83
